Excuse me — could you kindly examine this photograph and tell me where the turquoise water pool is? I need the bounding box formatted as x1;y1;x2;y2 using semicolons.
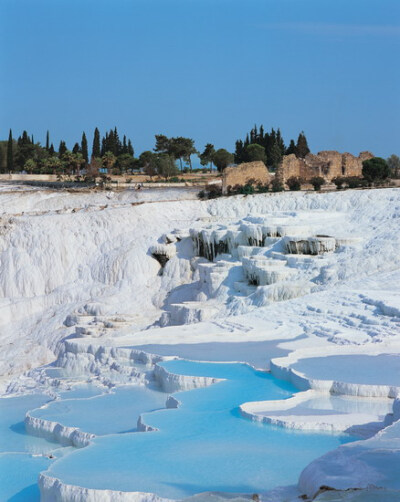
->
0;394;57;501
30;385;167;436
44;360;356;499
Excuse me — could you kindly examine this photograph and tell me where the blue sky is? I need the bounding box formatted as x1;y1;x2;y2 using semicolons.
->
1;0;399;158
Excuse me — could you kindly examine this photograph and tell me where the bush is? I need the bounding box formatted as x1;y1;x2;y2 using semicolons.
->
345;176;362;189
332;177;346;189
271;178;284;192
205;185;223;199
362;157;390;182
197;190;206;199
256;183;269;193
310;176;325;191
239;183;255;195
286;176;302;191
169;176;180;182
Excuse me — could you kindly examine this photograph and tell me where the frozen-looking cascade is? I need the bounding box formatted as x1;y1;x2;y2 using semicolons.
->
151;218;361;327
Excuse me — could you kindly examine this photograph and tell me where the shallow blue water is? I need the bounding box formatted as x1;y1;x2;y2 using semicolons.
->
46;360;356;499
0;453;51;502
0;394;57;501
292;354;400;386
31;385;167;435
0;394;55;454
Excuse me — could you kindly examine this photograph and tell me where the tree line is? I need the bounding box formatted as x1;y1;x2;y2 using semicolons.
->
1;126;399;180
234;125;310;169
0;127;136;176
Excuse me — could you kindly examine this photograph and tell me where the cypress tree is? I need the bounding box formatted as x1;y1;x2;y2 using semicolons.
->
81;132;88;164
295;132;310;158
234;140;244;164
114;127;121;155
286;139;296;155
127;139;134;156
259;125;264;144
7;129;13;172
49;143;55;156
46;130;50;150
58;140;67;158
276;129;286;155
92;128;101;158
72;143;80;154
122;135;127;154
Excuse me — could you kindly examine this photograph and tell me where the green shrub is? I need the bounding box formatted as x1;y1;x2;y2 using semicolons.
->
271;178;284;192
332;177;346;189
362;157;390;182
310;176;325;191
286;176;302;191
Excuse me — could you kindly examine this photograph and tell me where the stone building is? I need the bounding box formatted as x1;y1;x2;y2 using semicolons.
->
222;161;271;194
276;151;374;184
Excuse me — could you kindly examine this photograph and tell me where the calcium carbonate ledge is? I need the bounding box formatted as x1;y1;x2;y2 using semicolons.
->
239;389;393;436
270;346;400;398
298;416;400;499
25;411;95;448
39;473;173;502
24;354;222;448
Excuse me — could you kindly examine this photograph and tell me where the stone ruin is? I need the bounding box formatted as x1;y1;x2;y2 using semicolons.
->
222;161;272;194
221;151;374;193
276;150;374;185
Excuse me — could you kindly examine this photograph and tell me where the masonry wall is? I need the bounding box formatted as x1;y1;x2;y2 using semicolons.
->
276;151;374;184
222;161;271;194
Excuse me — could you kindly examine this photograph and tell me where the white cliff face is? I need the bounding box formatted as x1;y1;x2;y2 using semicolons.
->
2;186;400;501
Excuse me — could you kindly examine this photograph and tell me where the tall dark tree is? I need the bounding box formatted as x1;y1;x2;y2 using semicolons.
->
259;125;264;143
200;143;216;170
81;132;88;164
7;129;13;171
285;139;296;155
295;132;310;158
15;131;35;169
46;130;50;151
72;142;80;154
276;129;286;155
269;141;283;169
234;140;244;164
92;128;101;158
122;135;128;154
154;134;170;154
127;139;134;156
49;143;55;156
58;140;67;158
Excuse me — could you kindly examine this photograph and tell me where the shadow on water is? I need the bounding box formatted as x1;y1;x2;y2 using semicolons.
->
163;481;255;496
8;484;39;502
9;422;27;436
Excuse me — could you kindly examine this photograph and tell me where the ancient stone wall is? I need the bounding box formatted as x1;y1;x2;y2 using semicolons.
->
276;151;374;184
222;161;271;194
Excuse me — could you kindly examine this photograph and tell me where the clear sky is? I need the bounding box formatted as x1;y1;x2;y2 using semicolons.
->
1;0;399;158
